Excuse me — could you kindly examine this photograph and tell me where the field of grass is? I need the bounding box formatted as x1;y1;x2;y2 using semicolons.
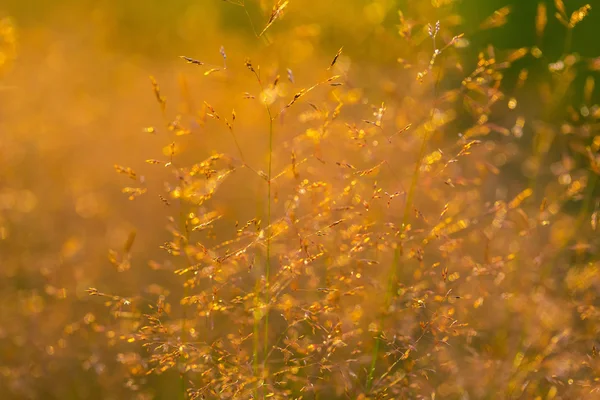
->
1;1;599;399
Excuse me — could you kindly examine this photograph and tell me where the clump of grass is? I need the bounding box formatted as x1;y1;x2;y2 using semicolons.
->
80;1;600;399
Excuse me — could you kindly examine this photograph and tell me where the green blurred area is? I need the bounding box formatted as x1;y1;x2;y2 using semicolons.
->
2;0;599;57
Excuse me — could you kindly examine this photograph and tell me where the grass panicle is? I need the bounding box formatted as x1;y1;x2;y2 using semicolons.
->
2;1;600;399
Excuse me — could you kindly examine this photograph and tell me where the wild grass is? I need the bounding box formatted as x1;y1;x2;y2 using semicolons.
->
1;1;600;399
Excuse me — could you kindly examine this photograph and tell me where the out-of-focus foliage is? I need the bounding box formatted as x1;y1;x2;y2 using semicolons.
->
1;0;599;399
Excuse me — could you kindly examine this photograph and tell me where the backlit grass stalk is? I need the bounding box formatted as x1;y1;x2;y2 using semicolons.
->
153;84;191;400
264;110;274;366
176;146;193;399
576;171;598;231
247;60;273;398
366;127;432;391
367;23;440;392
179;203;189;400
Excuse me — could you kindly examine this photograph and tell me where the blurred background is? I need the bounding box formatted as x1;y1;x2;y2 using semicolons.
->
1;0;599;399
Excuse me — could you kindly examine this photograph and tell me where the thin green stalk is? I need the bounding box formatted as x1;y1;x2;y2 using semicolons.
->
247;66;260;397
253;287;261;398
576;172;598;231
367;24;440;391
247;63;274;399
366;129;430;391
153;81;189;400
366;246;399;389
262;105;274;399
179;202;190;400
564;28;573;56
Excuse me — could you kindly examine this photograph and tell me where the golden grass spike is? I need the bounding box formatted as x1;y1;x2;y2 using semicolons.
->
149;76;166;113
480;6;511;30
536;2;547;38
204;68;221;76
569;5;591;28
286;89;306;108
554;0;566;17
122;187;147;201
554;0;569;26
357;161;384;176
180;56;204;66
259;0;289;37
508;188;533;209
328;47;343;70
220;45;227;69
507;48;529;63
114;164;138;180
244;58;253;71
517;69;529;88
158;195;170;206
